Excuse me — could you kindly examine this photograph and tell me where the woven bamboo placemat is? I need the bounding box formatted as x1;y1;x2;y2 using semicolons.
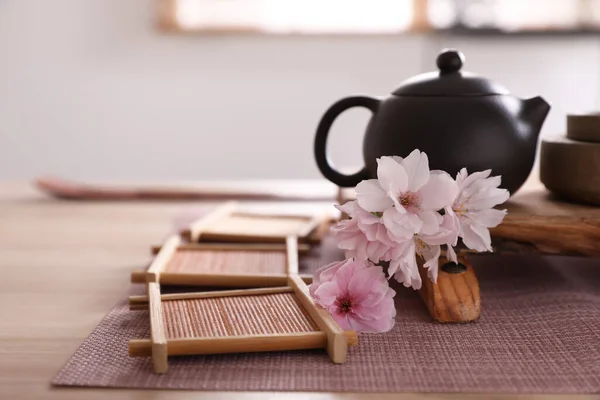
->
52;238;600;393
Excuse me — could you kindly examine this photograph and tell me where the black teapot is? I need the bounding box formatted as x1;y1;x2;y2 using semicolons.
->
314;49;550;194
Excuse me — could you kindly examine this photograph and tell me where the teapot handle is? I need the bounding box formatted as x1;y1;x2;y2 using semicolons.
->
314;96;380;187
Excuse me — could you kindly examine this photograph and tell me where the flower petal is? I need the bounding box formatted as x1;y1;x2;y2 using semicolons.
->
470;208;507;228
313;281;341;307
445;243;458;264
389;240;422;290
382;208;422;239
417;210;443;235
455;167;469;186
457;169;491;192
348;265;390;306
421;244;441;283
419;213;458;246
356;179;393;212
349;293;397;333
419;171;458;211
402;149;431;191
466;187;510;210
460;221;493;252
328;309;352;330
334;201;358;219
377;157;409;197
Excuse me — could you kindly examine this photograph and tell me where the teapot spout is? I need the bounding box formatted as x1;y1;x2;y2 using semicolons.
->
521;96;550;137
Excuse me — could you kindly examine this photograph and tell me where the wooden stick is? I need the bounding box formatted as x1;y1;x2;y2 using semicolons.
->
129;331;359;357
288;275;348;364
148;282;168;373
181;201;238;242
336;186;345;206
151;242;311;255
129;304;148;311
147;235;181;283
129;286;293;306
130;270;313;286
285;236;299;276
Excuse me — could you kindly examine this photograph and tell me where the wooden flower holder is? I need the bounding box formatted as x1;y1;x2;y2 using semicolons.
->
417;255;480;323
128;236;357;374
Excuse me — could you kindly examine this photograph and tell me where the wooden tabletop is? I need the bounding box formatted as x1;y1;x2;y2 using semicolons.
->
0;182;596;400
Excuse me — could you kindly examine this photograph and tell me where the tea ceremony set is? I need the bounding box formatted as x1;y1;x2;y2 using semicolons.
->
50;49;600;395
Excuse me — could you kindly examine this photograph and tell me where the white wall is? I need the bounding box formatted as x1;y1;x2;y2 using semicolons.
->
1;0;599;181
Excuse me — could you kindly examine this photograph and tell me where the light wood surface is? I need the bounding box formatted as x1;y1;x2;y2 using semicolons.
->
0;182;594;400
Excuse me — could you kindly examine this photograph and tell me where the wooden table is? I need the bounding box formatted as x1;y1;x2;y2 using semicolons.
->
0;182;596;400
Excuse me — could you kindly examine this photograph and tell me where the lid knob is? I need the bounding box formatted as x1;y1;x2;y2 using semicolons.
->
436;49;464;74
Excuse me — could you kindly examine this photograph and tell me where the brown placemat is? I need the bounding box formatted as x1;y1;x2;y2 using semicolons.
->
52;239;600;393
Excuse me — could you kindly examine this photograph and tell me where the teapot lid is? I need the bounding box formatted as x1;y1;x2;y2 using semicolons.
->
392;49;510;96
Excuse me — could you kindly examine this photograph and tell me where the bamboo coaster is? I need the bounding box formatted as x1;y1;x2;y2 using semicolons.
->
129;280;357;373
180;202;328;244
417;255;481;323
132;236;312;288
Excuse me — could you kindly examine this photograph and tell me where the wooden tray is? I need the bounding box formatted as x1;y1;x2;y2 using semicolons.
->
132;236;312;288
128;277;357;373
490;182;600;257
180;202;329;244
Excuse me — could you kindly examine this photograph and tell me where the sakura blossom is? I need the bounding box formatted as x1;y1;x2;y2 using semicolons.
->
449;168;509;252
330;201;398;264
310;259;396;333
355;150;458;240
387;214;458;290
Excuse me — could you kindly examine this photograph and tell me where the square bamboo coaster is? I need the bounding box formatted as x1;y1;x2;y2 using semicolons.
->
131;236;312;288
180;202;329;244
128;277;358;373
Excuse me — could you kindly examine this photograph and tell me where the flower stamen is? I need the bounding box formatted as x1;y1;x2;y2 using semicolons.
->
415;238;427;257
398;191;422;213
337;298;353;314
453;202;469;216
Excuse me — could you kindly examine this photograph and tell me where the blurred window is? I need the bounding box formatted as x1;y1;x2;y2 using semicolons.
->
159;0;600;34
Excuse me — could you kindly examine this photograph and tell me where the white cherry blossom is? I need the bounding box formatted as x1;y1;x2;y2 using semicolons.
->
355;150;458;240
449;168;509;252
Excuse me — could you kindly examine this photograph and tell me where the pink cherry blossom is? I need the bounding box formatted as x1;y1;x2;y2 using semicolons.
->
310;259;396;333
355;151;458;240
330;201;398;263
387;214;458;290
449;168;509;252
